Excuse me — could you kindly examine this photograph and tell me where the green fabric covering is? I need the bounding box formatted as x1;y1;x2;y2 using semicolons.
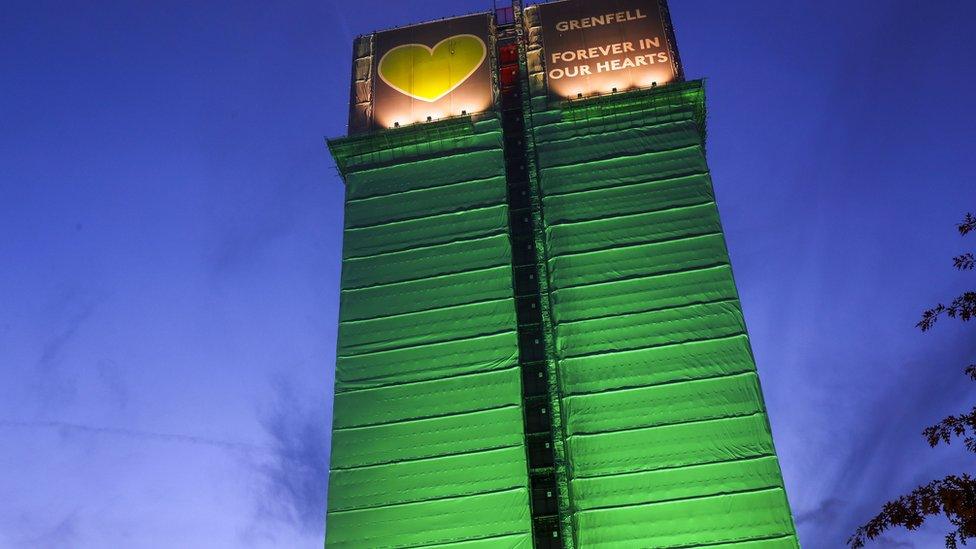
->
338;298;516;355
548;233;731;289
702;538;799;549
339;266;513;322
531;80;798;546
333;368;522;429
344;205;509;258
532;103;698;144
573;489;795;548
331;406;525;469
325;488;531;548
536;121;703;169
345;176;508;228
543;174;714;227
424;534;533;549
336;331;518;389
566;413;776;478
325;80;797;548
326;119;534;547
555;300;746;359
546;203;722;256
345;149;505;199
570;456;787;510
559;335;758;395
551;265;737;323
539;146;707;196
341;234;512;289
562;372;765;435
329;117;499;172
328;446;528;511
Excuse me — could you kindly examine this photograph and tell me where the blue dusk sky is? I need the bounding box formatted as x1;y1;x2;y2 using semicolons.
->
1;1;974;547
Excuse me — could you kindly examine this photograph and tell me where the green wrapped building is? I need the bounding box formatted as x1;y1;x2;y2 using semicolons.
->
325;1;798;547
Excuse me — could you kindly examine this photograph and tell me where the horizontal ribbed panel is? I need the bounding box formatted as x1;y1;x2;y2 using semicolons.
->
338;298;516;356
539;146;707;196
548;233;730;289
556;300;746;359
531;82;798;546
336;331;518;389
562;373;764;436
346;176;508;228
329;446;527;512
339;266;513;322
551;265;737;324
344;205;509;258
331;406;525;470
567;413;776;478
547;202;720;255
326;488;530;548
532;102;698;143
327;120;532;547
333;368;521;429
346;148;505;199
573;488;795;548
536;120;702;169
571;456;787;511
342;234;512;289
560;335;757;395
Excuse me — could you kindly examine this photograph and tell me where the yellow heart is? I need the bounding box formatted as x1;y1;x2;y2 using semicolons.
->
378;34;487;103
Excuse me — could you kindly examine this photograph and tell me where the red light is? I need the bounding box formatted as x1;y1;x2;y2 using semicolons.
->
500;66;518;87
499;44;518;65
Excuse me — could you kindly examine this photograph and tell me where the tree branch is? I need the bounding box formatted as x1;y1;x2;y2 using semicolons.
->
848;475;976;549
918;293;976;331
959;213;975;236
924;406;976;453
855;212;976;548
955;253;975;271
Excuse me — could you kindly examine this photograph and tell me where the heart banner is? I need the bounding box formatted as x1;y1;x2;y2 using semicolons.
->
378;35;487;103
364;13;494;131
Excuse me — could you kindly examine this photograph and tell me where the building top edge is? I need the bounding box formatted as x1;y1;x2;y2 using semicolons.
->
352;9;493;40
349;0;578;39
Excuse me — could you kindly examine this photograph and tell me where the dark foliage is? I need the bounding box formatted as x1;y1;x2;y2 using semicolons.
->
960;213;976;236
848;475;976;549
851;212;974;548
925;406;976;453
918;293;976;331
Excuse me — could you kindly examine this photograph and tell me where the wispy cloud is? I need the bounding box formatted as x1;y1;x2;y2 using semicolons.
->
19;512;81;549
35;287;107;371
0;420;270;455
874;537;916;549
95;359;129;410
796;497;844;527
29;288;107;407
206;155;321;276
251;376;330;539
796;333;976;547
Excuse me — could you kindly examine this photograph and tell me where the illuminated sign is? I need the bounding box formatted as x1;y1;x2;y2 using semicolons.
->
533;0;679;100
359;14;494;131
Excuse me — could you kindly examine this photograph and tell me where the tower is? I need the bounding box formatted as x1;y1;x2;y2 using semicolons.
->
325;1;798;547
